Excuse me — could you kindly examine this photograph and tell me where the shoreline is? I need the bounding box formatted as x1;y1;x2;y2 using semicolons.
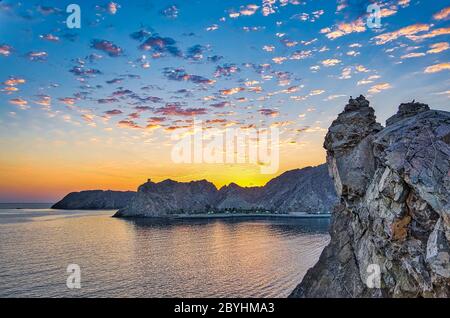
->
116;212;332;219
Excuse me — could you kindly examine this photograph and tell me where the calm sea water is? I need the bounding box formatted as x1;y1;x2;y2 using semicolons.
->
0;204;330;298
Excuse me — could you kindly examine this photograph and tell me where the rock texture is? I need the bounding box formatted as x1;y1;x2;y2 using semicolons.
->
52;190;136;210
115;164;337;217
290;96;450;298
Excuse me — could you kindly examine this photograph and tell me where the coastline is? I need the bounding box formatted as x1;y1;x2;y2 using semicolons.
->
115;212;331;219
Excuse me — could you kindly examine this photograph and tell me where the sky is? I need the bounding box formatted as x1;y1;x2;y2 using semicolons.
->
0;0;449;202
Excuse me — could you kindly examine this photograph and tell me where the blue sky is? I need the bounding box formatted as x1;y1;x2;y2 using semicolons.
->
0;0;449;202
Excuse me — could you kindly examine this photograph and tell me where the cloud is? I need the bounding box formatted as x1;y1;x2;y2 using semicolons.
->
424;62;450;73
368;83;392;94
186;44;207;60
9;98;28;106
3;77;25;86
37;5;62;15
272;56;287;64
155;103;208;116
220;87;245;96
111;89;133;97
380;7;397;18
372;24;430;44
214;64;240;77
0;44;12;56
95;2;120;15
339;67;352;79
148;117;166;123
91;39;123;57
309;89;325;96
97;98;119;104
427;42;449;54
106;78;123;84
58;97;77;105
39;34;59;42
210;101;230;108
406;27;450;41
290;50;312;60
160;5;179;19
163;68;215;85
398;0;411;8
118;120;141;129
27;51;47;61
321;58;341;66
322;19;366;39
34;95;51;108
433;7;450;20
81;114;96;124
70;66;101;76
104;109;123;116
240;4;259;16
291;10;324;23
138;34;182;57
258;108;279;117
263;45;275;52
206;24;219;31
324;94;346;101
130;29;152;41
401;52;426;59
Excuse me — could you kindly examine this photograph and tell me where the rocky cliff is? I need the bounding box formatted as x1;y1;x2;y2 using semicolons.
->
52;190;136;210
290;96;450;297
114;164;337;217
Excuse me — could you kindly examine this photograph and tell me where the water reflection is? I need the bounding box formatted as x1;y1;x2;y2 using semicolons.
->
0;210;329;298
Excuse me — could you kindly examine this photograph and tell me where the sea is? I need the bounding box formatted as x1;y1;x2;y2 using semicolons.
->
0;203;330;297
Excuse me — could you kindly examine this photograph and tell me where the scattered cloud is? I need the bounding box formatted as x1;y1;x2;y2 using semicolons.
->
91;39;123;57
401;52;426;59
9;98;28;109
368;83;392;94
220;87;245;96
424;62;450;73
160;5;179;19
27;51;47;61
433;7;450;20
321;58;341;67
0;44;12;56
321;19;366;40
39;34;59;42
155;103;208;116
372;23;430;44
427;42;449;54
258;108;279;117
163;68;215;85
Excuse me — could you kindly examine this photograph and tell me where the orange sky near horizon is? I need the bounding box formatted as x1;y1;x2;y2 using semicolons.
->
0;129;327;202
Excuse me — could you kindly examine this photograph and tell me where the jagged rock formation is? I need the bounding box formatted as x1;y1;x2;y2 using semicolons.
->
290;96;450;298
52;190;135;210
115;179;218;217
114;164;337;217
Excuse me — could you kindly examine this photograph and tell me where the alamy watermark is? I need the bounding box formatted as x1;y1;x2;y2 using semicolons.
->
170;120;280;174
367;4;382;29
366;264;381;289
66;4;81;29
66;264;81;289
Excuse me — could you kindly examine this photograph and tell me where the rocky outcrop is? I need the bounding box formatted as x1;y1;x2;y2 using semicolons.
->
290;96;450;298
115;164;337;217
52;190;135;210
114;179;218;217
257;164;337;213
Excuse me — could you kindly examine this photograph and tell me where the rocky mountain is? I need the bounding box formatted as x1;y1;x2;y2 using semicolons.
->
116;179;218;217
114;164;337;217
290;96;450;297
52;190;135;210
